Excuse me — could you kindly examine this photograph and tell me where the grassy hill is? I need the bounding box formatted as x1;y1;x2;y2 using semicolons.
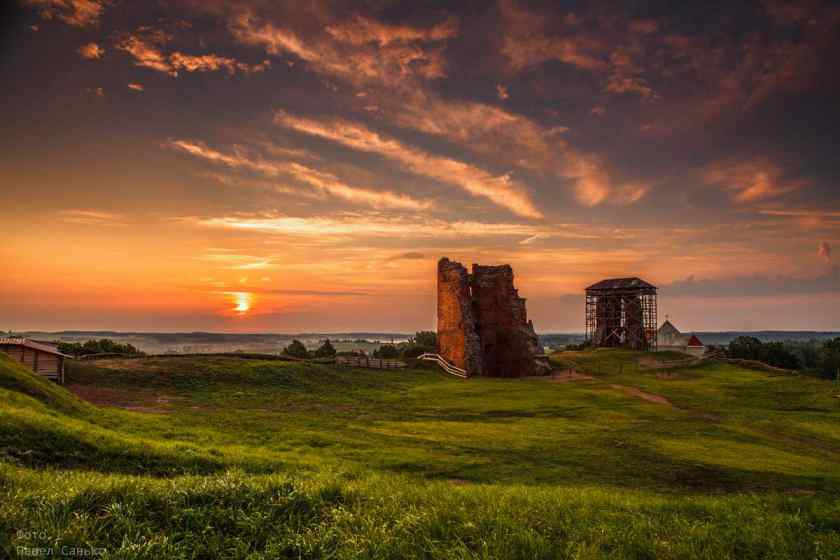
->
1;350;839;558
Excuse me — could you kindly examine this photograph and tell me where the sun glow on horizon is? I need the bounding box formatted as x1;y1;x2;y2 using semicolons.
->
228;292;252;315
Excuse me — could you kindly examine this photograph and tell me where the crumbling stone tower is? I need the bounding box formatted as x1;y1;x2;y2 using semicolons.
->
437;259;483;376
437;257;548;377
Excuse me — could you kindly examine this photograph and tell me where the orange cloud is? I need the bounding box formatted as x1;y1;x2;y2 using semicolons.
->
117;32;269;76
116;34;172;74
167;139;430;210
229;11;454;86
558;152;649;207
498;0;606;72
193;214;542;240
127;83;144;91
77;42;104;59
285;162;432;210
274;111;543;219
27;0;108;27
169;52;270;75
704;159;807;203
58;209;127;226
604;74;658;100
325;15;457;46
189;213;624;244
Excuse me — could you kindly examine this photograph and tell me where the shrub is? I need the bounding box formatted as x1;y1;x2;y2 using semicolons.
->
413;331;437;348
728;336;764;361
400;344;435;359
282;340;310;359
373;344;399;359
57;339;143;357
728;336;800;370
314;339;337;358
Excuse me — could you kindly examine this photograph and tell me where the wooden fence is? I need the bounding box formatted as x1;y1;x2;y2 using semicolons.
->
335;355;406;369
418;353;467;378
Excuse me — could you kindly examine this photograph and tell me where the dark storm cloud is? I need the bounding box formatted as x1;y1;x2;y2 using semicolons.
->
662;268;840;298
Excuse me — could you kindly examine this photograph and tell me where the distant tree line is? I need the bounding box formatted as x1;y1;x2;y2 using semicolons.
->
281;331;437;361
372;331;437;359
57;338;144;357
724;336;840;379
282;339;337;359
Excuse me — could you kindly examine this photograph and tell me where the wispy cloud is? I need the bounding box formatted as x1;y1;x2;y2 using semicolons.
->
58;209;127;226
116;33;171;74
325;16;457;46
187;213;617;243
127;83;144;91
198;253;275;270
390;251;425;260
498;0;606;73
169;52;271;75
117;32;270;77
167;139;430;210
274;111;542;219
229;10;456;87
27;0;109;27
759;210;840;219
704;159;807;203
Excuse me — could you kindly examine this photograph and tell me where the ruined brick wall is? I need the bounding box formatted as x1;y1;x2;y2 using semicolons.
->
437;258;548;378
471;264;543;377
437;258;482;376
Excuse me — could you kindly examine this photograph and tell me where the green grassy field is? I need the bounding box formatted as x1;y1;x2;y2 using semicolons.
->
1;349;839;559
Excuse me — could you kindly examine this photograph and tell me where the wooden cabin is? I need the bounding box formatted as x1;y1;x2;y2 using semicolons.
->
0;337;70;384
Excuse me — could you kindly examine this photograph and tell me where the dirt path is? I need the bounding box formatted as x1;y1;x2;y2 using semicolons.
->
608;384;672;405
66;383;174;414
546;369;595;383
542;369;677;407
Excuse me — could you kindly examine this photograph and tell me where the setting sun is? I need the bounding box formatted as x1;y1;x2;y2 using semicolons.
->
229;292;252;315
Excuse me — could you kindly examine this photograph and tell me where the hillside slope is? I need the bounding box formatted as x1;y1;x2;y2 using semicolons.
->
1;351;839;559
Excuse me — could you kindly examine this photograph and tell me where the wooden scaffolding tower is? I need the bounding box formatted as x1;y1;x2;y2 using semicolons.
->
585;278;658;351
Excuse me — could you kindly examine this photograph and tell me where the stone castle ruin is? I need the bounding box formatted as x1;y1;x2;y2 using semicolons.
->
437;258;550;377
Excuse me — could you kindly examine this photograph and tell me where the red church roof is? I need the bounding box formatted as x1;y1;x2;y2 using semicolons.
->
686;334;704;347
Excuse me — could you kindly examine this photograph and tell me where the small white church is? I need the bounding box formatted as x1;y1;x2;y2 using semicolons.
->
657;319;706;357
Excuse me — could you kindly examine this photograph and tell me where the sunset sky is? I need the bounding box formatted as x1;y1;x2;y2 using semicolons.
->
2;0;839;333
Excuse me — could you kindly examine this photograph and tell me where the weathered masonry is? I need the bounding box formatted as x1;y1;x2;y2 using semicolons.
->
437;258;549;377
0;338;70;383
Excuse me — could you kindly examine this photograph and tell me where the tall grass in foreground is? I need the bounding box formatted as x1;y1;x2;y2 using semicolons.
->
2;465;839;559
